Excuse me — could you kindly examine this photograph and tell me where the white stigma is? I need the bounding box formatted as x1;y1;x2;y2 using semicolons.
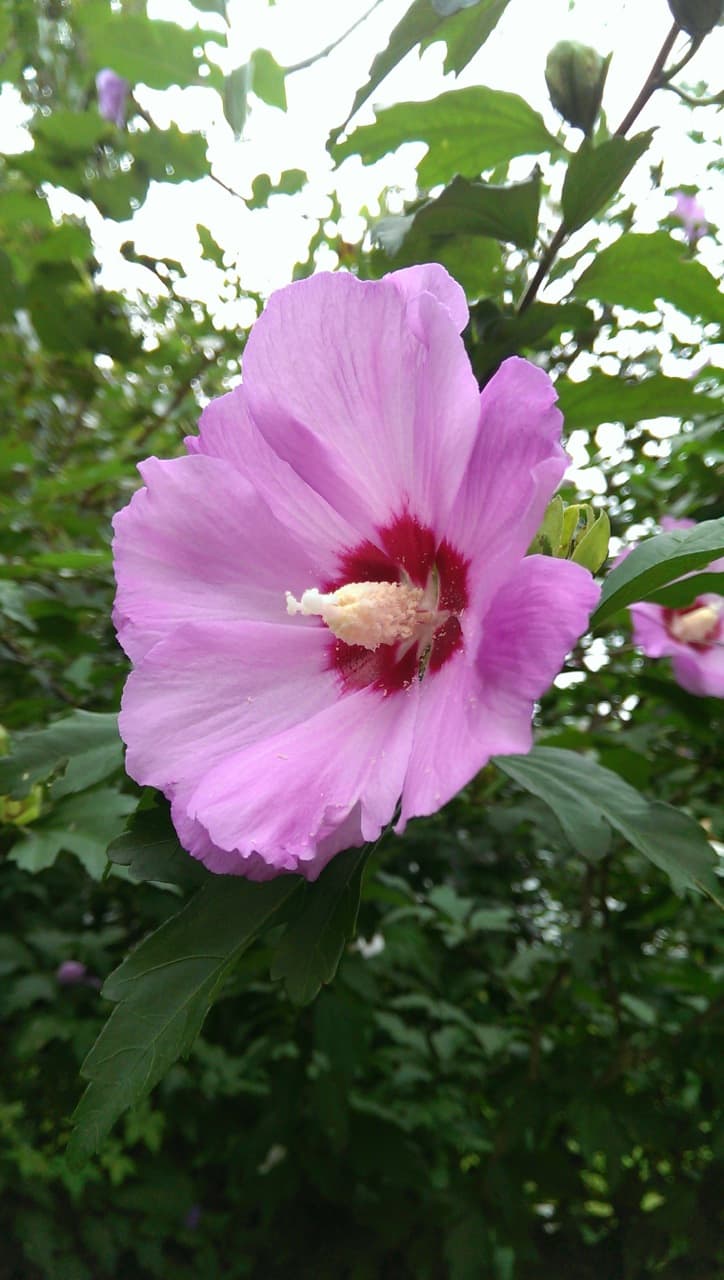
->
669;604;720;645
286;580;427;651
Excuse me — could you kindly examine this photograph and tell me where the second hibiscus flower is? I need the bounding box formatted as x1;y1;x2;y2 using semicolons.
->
112;265;599;880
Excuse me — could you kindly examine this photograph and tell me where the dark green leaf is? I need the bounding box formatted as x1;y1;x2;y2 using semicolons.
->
592;518;724;625
0;711;122;800
108;799;208;889
333;87;558;188
130;127;208;183
67;875;300;1165
330;0;512;142
248;168;306;208
270;845;373;1006
644;572;724;607
561;131;653;234
575;231;724;326
496;747;720;898
403;171;542;250
556;371;720;429
9;788;137;879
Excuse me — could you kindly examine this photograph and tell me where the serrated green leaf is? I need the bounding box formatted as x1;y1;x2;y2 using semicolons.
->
330;0;512;142
333;87;558;188
0;711;122;799
78;8;201;90
496;747;720;898
561;131;653;234
575;231;724;326
270;845;372;1006
9;788;137;879
108;799;208;889
402;172;541;250
67;875;300;1165
556;370;721;429
592;518;724;625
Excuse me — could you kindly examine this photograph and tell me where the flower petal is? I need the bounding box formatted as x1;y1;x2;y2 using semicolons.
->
119;620;337;791
400;555;598;823
186;684;419;879
630;603;677;658
388;263;469;333
241;271;481;536
447;357;568;618
112;454;331;662
186;387;360;563
672;646;724;698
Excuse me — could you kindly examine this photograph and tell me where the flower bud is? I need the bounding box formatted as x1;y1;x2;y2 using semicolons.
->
96;68;129;127
667;0;723;35
545;41;611;136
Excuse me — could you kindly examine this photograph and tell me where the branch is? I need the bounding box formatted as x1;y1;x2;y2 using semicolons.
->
517;21;684;314
283;0;386;76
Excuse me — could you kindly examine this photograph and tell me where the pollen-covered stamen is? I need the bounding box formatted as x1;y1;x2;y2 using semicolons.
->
286;580;430;651
669;604;720;645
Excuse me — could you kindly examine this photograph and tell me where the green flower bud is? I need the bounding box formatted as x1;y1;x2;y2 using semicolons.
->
668;0;723;34
1;784;42;826
545;41;611;136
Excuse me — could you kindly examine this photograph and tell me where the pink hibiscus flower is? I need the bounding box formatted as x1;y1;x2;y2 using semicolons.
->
630;516;724;698
112;266;599;880
672;192;709;247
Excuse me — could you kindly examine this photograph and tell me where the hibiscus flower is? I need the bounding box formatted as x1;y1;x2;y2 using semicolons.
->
630;516;724;698
112;266;599;880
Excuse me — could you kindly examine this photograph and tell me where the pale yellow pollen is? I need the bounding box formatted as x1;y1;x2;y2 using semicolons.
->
669;604;720;645
285;580;427;651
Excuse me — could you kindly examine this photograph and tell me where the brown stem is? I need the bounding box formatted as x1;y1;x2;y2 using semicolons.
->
283;0;385;75
517;21;682;314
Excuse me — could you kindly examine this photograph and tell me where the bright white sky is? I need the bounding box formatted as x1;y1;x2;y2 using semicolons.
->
3;0;721;308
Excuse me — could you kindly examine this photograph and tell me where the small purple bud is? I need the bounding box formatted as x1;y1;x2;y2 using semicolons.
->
96;69;130;127
56;960;88;986
184;1204;202;1231
672;192;709;247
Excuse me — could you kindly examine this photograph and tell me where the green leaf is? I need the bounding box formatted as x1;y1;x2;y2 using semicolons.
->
270;845;373;1005
188;0;227;16
67;875;300;1165
592;518;724;625
561;131;653;234
575;231;724;326
496;747;720;899
528;495;564;556
330;0;512;142
0;711;122;800
9;788;137;879
223;64;251;137
108;799;208;889
333;87;558;188
250;49;287;111
78;8;202;90
556;370;720;429
402;171;542;251
644;572;724;607
130;127;208;184
248;168;306;209
374;214;502;300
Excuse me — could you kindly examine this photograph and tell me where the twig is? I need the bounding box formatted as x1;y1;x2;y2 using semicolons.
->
283;0;386;76
517;21;685;314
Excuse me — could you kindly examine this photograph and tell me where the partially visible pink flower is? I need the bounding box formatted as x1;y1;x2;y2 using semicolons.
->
112;266;600;881
96;69;129;127
672;192;709;246
56;960;88;986
630;517;724;697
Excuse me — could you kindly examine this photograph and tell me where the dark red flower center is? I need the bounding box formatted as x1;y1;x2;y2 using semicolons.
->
325;513;469;694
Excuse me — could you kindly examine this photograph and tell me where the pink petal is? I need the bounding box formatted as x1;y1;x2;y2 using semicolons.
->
672;646;724;698
112;454;332;662
186;386;360;559
241;271;481;536
400;555;598;822
186;684;419;878
659;516;695;532
630;603;676;658
119;620;336;791
447;357;568;619
388;263;469;333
